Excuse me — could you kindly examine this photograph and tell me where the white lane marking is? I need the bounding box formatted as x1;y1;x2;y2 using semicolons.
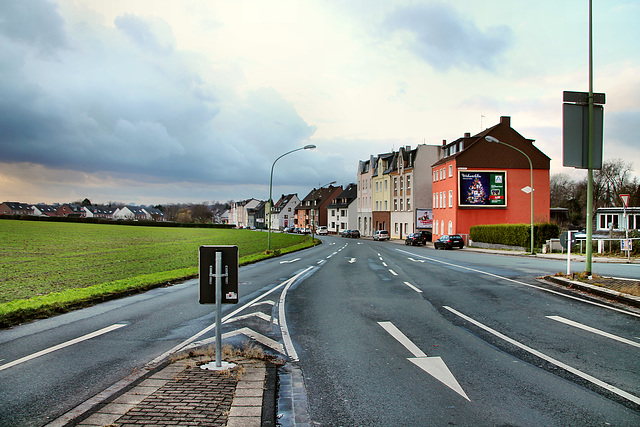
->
348;258;357;263
547;316;640;349
0;324;127;372
389;269;398;276
317;260;325;265
379;257;384;261
382;262;388;267
444;306;640;406
395;248;640;319
279;266;315;361
280;258;300;264
408;257;425;263
379;321;469;400
404;282;423;293
327;252;337;259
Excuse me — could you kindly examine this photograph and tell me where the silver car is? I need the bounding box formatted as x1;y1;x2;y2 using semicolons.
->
373;230;390;241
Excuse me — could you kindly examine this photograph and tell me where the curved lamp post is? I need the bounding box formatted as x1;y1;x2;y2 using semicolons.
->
485;136;534;254
268;144;316;251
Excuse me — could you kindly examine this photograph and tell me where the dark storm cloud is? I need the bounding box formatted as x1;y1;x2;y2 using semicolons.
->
383;3;512;72
0;0;319;189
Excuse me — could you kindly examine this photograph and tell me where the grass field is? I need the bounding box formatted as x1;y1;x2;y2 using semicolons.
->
0;220;313;326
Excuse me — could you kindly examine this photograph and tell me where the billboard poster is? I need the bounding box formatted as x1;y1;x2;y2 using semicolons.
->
459;171;506;207
416;209;433;228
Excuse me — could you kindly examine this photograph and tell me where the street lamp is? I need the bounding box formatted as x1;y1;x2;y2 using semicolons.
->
485;136;535;254
268;144;316;251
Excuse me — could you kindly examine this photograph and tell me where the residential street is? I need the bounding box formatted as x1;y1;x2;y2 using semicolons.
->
1;236;639;426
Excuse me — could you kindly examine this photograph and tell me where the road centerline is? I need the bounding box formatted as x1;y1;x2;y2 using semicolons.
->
547;315;640;348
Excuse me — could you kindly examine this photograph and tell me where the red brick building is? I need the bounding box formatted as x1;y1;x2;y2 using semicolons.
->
432;116;550;242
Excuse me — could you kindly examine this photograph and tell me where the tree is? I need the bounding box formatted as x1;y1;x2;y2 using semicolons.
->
592;158;635;207
81;198;92;207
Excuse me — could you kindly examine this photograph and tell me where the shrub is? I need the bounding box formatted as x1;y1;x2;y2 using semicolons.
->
470;223;559;249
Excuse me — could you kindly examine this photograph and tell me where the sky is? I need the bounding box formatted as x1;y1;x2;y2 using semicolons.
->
1;0;639;206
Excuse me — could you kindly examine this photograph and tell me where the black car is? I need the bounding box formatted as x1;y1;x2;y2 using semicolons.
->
434;234;464;250
405;233;427;246
340;229;350;237
417;230;432;242
347;229;360;238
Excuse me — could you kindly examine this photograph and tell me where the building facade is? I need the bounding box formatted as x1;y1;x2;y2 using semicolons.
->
327;183;358;234
431;116;551;242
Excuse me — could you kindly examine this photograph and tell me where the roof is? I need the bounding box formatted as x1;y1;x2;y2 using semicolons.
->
2;202;32;210
432;116;550;170
297;185;342;209
327;183;358;208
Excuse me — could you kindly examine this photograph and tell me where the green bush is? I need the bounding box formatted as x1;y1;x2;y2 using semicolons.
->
470;223;559;249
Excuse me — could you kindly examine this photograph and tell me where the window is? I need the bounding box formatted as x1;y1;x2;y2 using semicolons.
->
434;171;438;182
599;214;619;230
384;180;388;190
406;176;411;192
395;223;399;233
376;201;379;210
376;181;379;192
434;193;437;208
394;177;398;196
449;165;453;177
331;210;335;216
341;209;346;216
449;190;453;208
434;220;439;234
407;199;411;211
448;221;453;234
384;201;388;210
630;214;640;230
400;199;403;211
394;199;398;211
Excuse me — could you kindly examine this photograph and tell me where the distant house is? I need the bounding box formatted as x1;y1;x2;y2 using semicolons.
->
327;184;358;234
145;207;166;222
113;206;151;221
295;185;343;231
33;204;58;217
83;205;116;219
57;204;85;218
270;194;300;230
595;207;640;232
220;209;230;224
0;202;34;216
230;199;261;228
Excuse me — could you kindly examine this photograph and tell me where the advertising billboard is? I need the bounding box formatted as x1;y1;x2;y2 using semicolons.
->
459;171;506;207
416;209;433;228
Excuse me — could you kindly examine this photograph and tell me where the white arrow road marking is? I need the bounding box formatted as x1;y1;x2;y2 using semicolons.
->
348;258;357;263
404;282;423;293
408;257;425;263
547;316;640;348
226;312;277;325
251;300;275;307
0;324;127;372
280;258;300;264
445;306;640;406
378;321;469;401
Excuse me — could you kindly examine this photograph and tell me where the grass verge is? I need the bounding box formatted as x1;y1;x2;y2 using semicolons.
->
0;221;319;327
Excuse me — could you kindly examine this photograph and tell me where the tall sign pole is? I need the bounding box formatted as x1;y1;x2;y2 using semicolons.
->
585;0;594;277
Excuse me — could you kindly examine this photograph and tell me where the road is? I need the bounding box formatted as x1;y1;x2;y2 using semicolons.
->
0;235;639;426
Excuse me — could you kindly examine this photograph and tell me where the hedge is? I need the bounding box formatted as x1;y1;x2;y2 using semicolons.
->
470;223;559;249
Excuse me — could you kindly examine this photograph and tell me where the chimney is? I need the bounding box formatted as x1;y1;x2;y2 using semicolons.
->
464;132;470;138
405;145;411;152
442;139;447;146
500;116;511;126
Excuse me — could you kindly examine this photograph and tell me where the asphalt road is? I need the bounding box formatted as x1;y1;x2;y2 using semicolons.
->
1;235;639;426
287;237;640;426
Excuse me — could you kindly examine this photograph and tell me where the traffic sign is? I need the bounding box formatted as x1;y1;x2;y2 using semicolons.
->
199;245;239;304
620;194;630;208
560;231;577;249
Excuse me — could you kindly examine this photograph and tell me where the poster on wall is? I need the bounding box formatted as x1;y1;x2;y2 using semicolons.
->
416;209;433;228
459;171;506;207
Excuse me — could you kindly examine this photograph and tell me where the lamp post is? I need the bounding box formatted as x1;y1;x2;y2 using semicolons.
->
268;144;316;251
485;136;534;254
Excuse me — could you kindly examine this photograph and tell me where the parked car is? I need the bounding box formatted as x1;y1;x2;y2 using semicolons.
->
316;226;328;235
417;230;432;242
340;229;350;237
405;232;427;246
434;234;464;250
301;227;311;234
347;229;360;238
373;230;390;241
293;227;301;234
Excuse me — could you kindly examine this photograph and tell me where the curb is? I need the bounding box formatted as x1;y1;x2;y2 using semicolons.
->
544;275;640;308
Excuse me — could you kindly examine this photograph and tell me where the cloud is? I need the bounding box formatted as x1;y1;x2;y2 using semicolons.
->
0;1;321;196
382;3;512;72
0;0;68;53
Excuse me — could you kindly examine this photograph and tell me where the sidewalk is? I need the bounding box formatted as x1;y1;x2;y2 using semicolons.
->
47;355;279;427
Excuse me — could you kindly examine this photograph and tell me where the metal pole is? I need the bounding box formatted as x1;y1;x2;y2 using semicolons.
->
585;0;594;277
215;251;222;368
529;159;534;255
567;230;572;275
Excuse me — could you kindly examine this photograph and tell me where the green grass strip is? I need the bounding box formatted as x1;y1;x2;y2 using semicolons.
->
0;236;318;328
